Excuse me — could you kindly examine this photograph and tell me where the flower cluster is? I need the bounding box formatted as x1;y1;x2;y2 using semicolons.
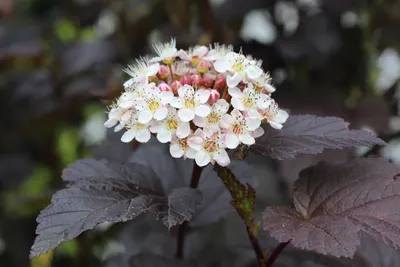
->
104;39;288;167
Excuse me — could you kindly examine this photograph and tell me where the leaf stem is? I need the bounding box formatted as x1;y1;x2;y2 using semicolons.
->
266;241;291;267
246;225;268;267
176;163;203;259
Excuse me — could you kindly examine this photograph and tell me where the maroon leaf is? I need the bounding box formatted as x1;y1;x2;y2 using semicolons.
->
253;115;385;160
262;158;400;258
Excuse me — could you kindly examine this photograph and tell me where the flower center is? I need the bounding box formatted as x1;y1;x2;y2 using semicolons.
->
232;124;244;135
148;101;160;112
242;97;255;108
136;122;146;129
207;112;219;124
232;62;244;73
177;138;189;149
167;119;178;130
203;139;218;153
184;99;196;108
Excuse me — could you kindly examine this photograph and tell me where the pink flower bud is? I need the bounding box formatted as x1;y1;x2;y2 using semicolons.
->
208;89;220;104
191;74;203;86
171;80;182;93
196;59;209;73
180;75;192;85
158;82;172;92
157;65;169;80
202;74;213;87
214;75;226;90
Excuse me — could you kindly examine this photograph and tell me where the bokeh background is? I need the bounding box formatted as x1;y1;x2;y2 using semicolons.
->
1;0;400;266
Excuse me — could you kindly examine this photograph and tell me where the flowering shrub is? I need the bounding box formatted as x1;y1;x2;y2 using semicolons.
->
104;39;288;167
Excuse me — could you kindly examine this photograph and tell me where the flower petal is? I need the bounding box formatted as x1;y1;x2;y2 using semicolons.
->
170;144;184;158
220;114;233;128
104;118;118;128
228;87;243;98
193;46;208;57
138;110;153;123
148;63;160;76
185;148;197;159
252;127;264;138
188;136;204;150
275;109;289;123
114;123;124;132
157;129;172;143
178;84;194;98
231;96;245;111
136;129;151;143
226;133;240;149
256;95;271;109
264;83;276;93
195;89;211;104
226;73;241;88
195;105;211;117
239;134;255;145
178;108;195;122
161;91;174;104
195;150;211;167
245;65;263;79
177;49;190;60
269;121;283;130
214;99;230;114
176;122;190;138
121;129;136;143
246;117;261;131
119;100;136;109
213;59;230;73
150;122;162;133
213;149;230;167
193;116;205;127
170;97;183;108
154;106;168;121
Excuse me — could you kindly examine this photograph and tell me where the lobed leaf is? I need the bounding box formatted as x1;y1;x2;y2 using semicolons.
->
30;159;201;258
253;115;385;160
262;158;400;258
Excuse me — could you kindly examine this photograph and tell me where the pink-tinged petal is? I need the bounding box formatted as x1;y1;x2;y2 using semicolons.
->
104;118;118;128
188;135;204;150
228;87;243;98
275;109;289;123
231;109;244;120
138;110;153;124
256;95;272;109
149;122;162;133
226;133;240;149
194;46;208;57
239;134;255;145
148;63;160;76
154;106;168;121
203;127;215;138
220;114;233;128
177;49;190;60
195;89;211;103
193;116;205;127
185;148;197;159
213;149;230;167
246;117;261;131
178;84;194;98
161;91;174;104
136;129;151;143
252;127;264;138
176;122;190;138
170;97;183;108
214;99;229;114
195;105;211;117
231;97;245;111
226;73;241;88
178;108;195;122
114;123;124;132
245;65;263;79
157;129;172;143
247;109;262;120
195;150;211;167
264;83;276;93
213;59;230;73
121;129;136;143
170;144;184;158
269;121;283;130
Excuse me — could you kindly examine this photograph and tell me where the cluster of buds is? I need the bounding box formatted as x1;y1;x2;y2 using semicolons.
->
104;39;288;167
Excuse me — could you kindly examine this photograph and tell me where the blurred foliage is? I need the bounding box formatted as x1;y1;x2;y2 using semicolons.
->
0;0;399;266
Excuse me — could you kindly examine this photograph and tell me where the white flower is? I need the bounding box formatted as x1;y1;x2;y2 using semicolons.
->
228;83;271;112
134;83;174;123
252;72;276;93
179;45;208;63
213;52;263;88
150;106;191;143
150;38;179;64
193;99;229;131
169;136;198;159
258;100;289;129
187;128;230;167
172;60;191;77
123;57;160;83
221;109;261;149
204;43;233;61
170;85;211;122
120;111;152;143
104;106;123;128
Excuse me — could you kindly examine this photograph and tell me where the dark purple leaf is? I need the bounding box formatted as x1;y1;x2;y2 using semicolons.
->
354;235;400;267
128;253;193;267
262;158;400;258
253;115;385;160
30;159;201;258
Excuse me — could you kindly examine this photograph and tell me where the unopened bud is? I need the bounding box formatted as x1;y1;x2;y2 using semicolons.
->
196;59;208;73
208;89;220;104
158;82;172;92
202;74;214;87
191;74;203;86
180;75;192;85
157;65;169;80
214;75;226;90
171;80;182;93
